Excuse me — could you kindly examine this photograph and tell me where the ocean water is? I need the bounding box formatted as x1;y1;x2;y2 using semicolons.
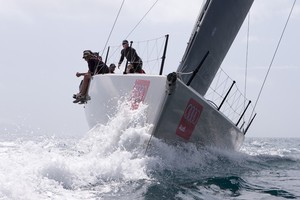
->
1;104;299;199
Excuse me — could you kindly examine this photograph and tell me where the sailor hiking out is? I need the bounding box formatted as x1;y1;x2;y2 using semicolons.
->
73;50;109;104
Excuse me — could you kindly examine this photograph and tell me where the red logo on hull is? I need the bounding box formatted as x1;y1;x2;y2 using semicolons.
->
176;98;203;140
131;80;150;109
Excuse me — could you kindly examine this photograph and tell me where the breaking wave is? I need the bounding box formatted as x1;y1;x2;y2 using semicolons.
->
0;101;299;199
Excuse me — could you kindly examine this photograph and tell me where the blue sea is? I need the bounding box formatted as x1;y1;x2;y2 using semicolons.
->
1;105;299;199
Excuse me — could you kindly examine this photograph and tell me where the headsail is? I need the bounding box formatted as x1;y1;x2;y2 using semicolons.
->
177;0;254;96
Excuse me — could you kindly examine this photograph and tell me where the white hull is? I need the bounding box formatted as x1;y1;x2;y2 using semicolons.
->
84;74;244;150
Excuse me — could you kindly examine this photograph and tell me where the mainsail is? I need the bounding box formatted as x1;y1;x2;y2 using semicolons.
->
177;0;254;96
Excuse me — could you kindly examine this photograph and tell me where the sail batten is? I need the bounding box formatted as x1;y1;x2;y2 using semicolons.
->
177;0;254;96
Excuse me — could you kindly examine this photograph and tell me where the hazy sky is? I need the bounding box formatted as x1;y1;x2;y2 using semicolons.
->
0;0;299;138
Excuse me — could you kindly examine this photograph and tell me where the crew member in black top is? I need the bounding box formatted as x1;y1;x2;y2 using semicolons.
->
118;40;144;73
93;53;109;74
73;50;108;103
109;63;116;73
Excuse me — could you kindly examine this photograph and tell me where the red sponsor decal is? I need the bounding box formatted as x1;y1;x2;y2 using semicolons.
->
130;80;150;109
176;98;203;140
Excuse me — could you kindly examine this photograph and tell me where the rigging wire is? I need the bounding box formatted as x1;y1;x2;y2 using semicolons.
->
101;0;125;57
248;0;297;123
104;0;159;65
244;12;250;120
105;37;166;74
125;0;159;39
